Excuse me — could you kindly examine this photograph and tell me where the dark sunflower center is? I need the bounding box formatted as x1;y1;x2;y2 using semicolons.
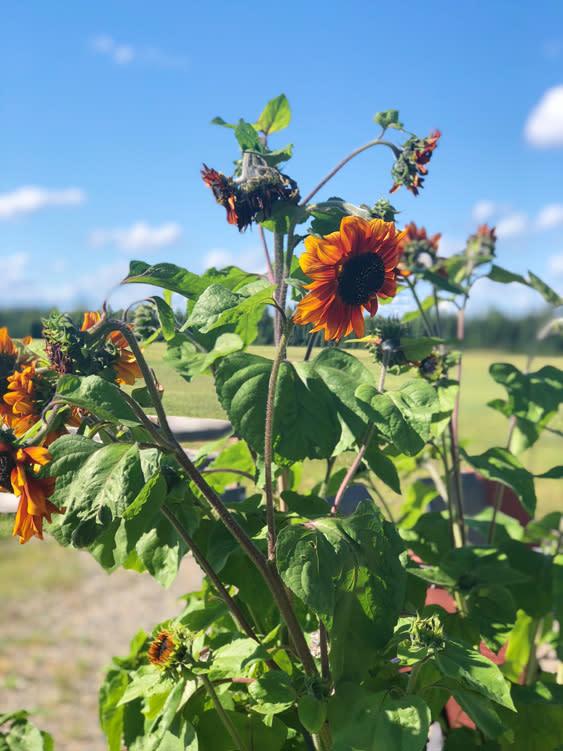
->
0;450;14;491
337;253;386;306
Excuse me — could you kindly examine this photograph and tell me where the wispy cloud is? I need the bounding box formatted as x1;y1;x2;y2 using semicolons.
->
494;213;528;238
524;85;563;148
89;34;189;71
547;253;563;275
200;246;266;274
89;221;183;251
471;200;497;223
536;204;563;231
0;186;85;220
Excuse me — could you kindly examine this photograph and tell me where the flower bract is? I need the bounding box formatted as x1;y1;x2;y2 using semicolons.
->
294;216;404;341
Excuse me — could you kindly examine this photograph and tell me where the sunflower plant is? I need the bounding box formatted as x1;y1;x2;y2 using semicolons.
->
3;94;563;751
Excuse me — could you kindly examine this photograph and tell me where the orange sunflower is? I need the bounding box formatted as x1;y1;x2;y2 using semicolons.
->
3;362;45;436
0;327;19;425
81;312;142;385
0;440;61;544
294;216;404;341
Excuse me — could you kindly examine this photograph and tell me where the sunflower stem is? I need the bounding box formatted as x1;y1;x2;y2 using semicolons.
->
405;277;435;337
300;138;401;207
201;674;250;751
259;224;275;284
265;322;292;560
273;232;285;345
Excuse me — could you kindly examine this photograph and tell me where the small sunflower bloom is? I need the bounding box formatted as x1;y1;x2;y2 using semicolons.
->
2;363;55;436
294;216;404;341
81;312;142;385
148;626;191;671
0;438;62;544
396;221;442;279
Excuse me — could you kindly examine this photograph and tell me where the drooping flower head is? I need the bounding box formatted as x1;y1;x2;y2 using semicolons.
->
202;155;299;232
294;216;404;341
390;130;441;196
0;431;62;544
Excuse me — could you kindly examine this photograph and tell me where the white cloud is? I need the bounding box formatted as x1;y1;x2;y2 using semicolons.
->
524;85;563;147
466;276;548;315
536;204;563;230
547;253;563;275
472;200;497;223
89;221;183;251
89;34;189;70
200;246;267;275
494;213;528;238
0;186;85;219
436;234;464;258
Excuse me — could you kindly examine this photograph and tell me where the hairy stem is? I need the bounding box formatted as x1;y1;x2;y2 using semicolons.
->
265;324;292;560
300;137;401;206
201;674;249;751
273;232;285;345
259;224;275;284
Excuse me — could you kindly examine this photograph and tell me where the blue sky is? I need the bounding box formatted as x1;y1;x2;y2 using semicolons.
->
1;0;562;317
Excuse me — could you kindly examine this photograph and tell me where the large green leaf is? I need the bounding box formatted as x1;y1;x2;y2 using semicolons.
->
319;501;407;682
488;265;563;306
435;640;515;710
498;683;563;751
276;523;340;628
255;94;291;135
235;118;265;152
56;374;143;427
310;348;373;452
356;379;441;456
164;332;243;382
122;261;255;299
461;447;536;516
214;352;340;465
247;671;297;714
187;280;275;345
488;363;563;452
329;684;431;751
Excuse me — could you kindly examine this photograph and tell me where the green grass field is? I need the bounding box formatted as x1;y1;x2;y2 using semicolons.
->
141;343;562;516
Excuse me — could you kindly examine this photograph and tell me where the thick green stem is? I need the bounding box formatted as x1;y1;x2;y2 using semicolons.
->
201;674;249;751
405;277;435;337
162;504;262;647
265;324;292;560
273;232;285;345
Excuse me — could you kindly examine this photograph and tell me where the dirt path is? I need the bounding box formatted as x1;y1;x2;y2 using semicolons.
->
0;537;203;750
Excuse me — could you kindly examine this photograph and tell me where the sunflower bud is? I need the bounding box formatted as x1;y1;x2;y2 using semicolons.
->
390;130;441;196
148;626;192;672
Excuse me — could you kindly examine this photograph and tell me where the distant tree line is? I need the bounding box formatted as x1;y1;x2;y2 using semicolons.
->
1;306;561;355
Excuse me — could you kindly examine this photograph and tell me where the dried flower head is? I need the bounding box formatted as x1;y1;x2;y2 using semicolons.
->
390;130;441;196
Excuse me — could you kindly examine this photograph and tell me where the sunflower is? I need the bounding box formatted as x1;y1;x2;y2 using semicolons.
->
0;327;19;424
390;130;441;196
2;362;56;436
294;216;404;341
81;312;142;385
0;438;61;544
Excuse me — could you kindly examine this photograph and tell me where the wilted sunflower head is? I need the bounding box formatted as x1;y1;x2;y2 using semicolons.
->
202;154;299;231
294;215;404;342
390;130;441;196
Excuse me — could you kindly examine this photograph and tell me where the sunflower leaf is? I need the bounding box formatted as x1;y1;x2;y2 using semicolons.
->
255;94;291;135
214;352;341;465
122;261;255;299
56;374;143;427
355;379;441;456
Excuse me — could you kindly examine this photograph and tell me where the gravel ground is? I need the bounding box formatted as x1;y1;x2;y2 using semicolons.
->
0;537;203;751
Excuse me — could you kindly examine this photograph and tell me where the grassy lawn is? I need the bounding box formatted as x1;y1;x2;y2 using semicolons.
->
141;343;562;516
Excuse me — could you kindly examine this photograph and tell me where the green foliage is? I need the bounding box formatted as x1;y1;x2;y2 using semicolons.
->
7;96;563;751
